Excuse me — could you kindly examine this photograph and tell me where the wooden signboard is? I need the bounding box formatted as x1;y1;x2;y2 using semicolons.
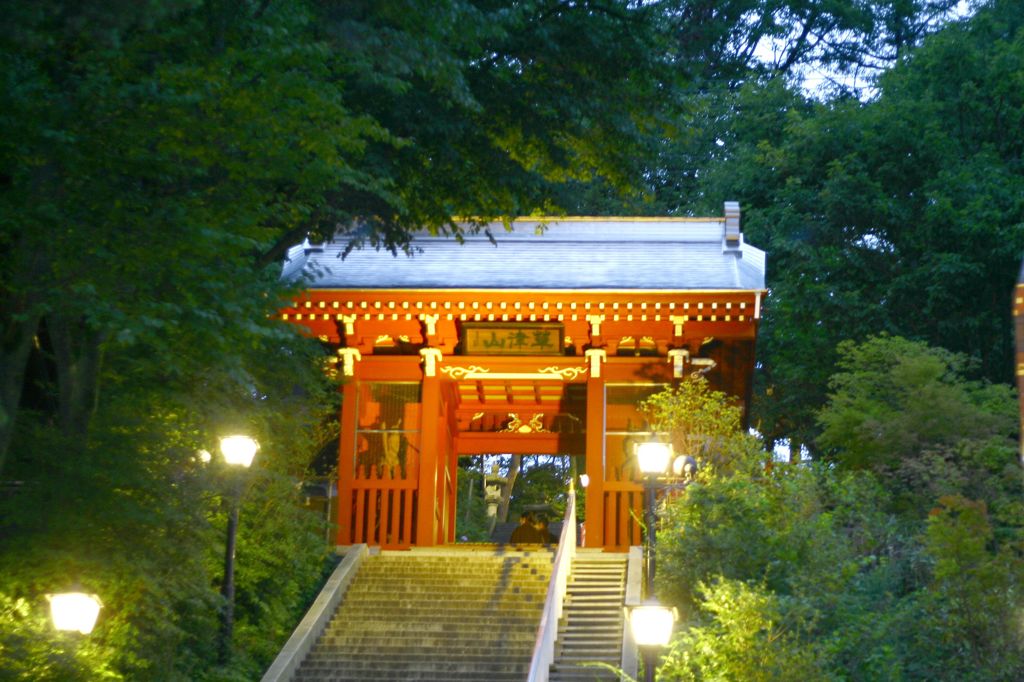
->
461;322;564;355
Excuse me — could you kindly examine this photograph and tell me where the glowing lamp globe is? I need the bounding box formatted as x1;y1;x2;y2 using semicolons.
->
629;603;676;647
579;474;590;488
220;435;259;468
636;442;672;475
48;592;102;634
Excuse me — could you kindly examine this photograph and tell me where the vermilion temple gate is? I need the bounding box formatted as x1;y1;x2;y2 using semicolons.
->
282;206;765;551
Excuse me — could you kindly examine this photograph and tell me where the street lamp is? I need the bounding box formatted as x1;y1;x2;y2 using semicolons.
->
629;600;677;682
636;440;671;596
218;434;258;664
636;441;672;476
220;435;259;467
48;592;102;634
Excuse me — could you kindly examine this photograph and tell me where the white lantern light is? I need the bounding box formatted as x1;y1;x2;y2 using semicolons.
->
219;435;259;468
579;474;590;488
48;592;102;634
629;603;676;647
636;442;672;475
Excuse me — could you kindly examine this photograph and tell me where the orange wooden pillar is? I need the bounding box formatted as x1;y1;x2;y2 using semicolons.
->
336;375;359;546
584;350;606;547
416;370;441;546
446;421;459;543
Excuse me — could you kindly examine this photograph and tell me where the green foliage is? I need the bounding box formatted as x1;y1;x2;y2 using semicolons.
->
512;456;574;516
0;1;1018;679
908;495;1024;680
640;375;761;478
665;0;1024;448
817;335;1021;519
454;455;577;542
1;2;678;676
455;464;495;542
818;335;1017;468
655;336;1024;681
661;579;829;682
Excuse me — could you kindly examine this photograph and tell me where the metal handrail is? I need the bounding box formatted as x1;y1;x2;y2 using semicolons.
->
526;487;577;682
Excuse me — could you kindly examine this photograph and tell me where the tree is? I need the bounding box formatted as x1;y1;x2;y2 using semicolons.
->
0;3;687;677
653;336;1023;681
0;0;682;474
672;0;1024;449
640;374;763;477
817;335;1020;518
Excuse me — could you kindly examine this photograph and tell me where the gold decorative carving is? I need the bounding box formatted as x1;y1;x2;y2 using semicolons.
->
501;413;547;434
441;365;490;379
537;366;589;381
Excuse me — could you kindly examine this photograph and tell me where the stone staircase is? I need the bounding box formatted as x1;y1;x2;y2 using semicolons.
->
549;551;628;682
292;548;555;681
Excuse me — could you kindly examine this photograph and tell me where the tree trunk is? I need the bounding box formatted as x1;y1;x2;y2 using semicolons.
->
497;455;521;523
0;314;41;475
46;313;105;439
789;438;803;464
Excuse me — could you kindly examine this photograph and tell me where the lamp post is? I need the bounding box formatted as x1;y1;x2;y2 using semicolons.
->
634;438;696;681
48;592;102;635
629;600;677;682
635;441;671;596
218;435;258;664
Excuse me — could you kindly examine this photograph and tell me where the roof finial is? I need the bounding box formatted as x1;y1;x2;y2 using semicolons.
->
724;202;741;247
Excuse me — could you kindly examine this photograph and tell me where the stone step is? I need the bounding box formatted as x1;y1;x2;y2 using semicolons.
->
356;571;551;577
549;669;621;681
306;648;532;661
321;632;537;644
560;630;621;638
333;606;543;615
292;550;552;681
548;554;626;680
326;614;541;626
298;671;528;680
568;581;624;586
345;593;549;601
304;657;534;668
344;583;549;594
326;617;542;629
560;630;622;639
296;670;529;682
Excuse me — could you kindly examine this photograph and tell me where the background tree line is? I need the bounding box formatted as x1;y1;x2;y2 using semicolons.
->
1;0;1020;679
